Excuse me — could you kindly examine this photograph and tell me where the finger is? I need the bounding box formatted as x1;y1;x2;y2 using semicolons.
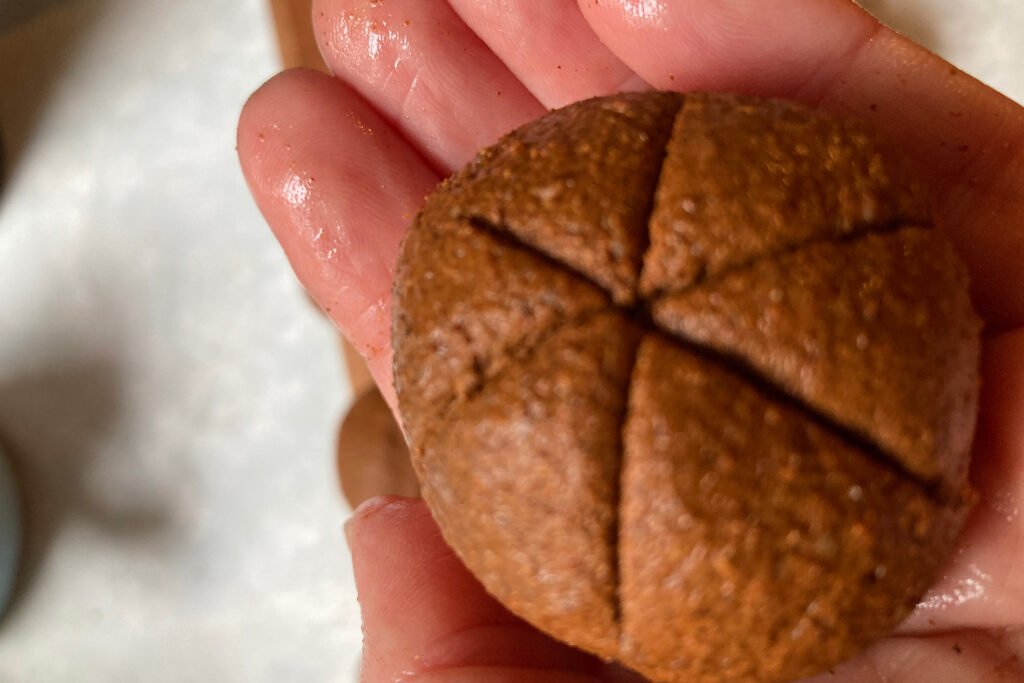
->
801;629;1024;682
579;0;1024;330
578;0;874;97
902;328;1024;632
238;69;438;407
445;0;646;108
312;0;546;173
347;497;604;683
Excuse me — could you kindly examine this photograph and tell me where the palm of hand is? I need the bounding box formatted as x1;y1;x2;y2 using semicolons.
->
239;1;1024;680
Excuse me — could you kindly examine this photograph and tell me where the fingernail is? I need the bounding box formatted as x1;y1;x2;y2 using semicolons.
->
344;495;406;546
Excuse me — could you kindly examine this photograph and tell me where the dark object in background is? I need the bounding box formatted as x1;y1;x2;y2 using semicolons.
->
0;440;21;621
391;91;980;682
337;387;418;509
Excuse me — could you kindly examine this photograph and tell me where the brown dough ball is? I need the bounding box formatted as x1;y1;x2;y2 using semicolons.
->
336;387;419;509
391;92;980;682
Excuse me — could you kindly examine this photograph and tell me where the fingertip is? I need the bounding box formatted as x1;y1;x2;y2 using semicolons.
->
345;494;413;548
237;68;330;167
238;70;346;228
346;496;448;594
348;495;424;536
235;67;437;377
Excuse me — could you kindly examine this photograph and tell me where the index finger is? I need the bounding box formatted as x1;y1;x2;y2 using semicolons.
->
579;0;1024;330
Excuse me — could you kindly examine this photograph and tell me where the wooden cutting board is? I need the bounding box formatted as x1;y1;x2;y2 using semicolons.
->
269;0;328;72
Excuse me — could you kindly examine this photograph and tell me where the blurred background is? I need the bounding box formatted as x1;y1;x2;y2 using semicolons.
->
0;0;1020;681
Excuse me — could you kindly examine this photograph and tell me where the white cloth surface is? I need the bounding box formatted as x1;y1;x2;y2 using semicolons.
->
0;1;356;681
0;0;1020;681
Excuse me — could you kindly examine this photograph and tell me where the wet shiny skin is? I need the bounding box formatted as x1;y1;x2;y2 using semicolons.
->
238;0;1024;680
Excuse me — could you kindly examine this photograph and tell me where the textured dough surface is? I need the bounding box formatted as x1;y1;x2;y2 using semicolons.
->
619;335;966;683
641;94;930;295
653;227;981;486
392;92;980;683
393;215;609;448
420;91;683;304
415;312;641;658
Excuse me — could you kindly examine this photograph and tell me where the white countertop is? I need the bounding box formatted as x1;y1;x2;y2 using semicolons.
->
0;1;1020;681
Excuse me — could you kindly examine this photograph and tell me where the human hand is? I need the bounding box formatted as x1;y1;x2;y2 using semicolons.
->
238;0;1024;680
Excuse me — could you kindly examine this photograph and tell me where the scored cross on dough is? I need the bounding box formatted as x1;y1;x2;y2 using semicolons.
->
392;213;610;450
414;311;641;657
391;91;978;680
416;91;683;305
653;227;980;486
397;91;971;487
619;334;966;682
639;93;932;295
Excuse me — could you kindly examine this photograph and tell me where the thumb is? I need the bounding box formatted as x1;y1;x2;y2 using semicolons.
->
346;496;613;682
